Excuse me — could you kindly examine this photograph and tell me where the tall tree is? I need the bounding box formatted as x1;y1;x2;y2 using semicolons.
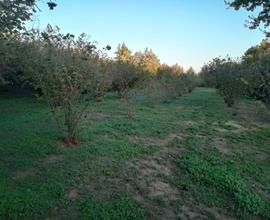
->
171;64;184;75
132;51;143;67
115;43;132;63
141;48;160;75
226;0;270;36
187;67;195;75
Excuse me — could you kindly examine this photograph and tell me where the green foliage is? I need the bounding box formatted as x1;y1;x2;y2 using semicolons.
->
112;62;144;99
12;25;111;144
111;43;197;103
200;41;270;108
0;0;57;36
0;0;36;35
79;196;149;220
0;38;19;86
144;64;198;104
217;61;244;107
200;57;225;88
111;43;145;99
242;40;270;109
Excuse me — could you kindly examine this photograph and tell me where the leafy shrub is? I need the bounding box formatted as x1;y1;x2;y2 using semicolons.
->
111;62;144;99
16;26;111;145
200;40;270;109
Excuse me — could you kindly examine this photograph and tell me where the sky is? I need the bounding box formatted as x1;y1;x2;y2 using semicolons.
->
32;0;265;72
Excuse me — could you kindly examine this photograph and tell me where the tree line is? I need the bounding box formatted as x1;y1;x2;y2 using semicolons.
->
2;0;269;144
0;1;197;145
199;0;270;110
199;39;270;109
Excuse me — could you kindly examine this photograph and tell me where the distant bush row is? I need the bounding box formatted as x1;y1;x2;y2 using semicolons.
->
0;24;198;145
199;40;270;109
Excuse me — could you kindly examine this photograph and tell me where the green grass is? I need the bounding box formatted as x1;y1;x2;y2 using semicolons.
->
0;88;269;219
175;147;270;219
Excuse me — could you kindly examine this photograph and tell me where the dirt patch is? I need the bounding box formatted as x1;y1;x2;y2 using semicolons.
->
85;112;110;122
59;137;83;148
65;188;79;201
176;105;202;110
176;105;187;110
148;180;179;200
214;138;232;155
176;205;237;220
177;205;206;219
213;121;249;133
214;127;228;133
125;135;236;219
45;155;62;163
213;120;249;134
14;168;36;178
179;120;197;127
256;152;269;161
128;157;174;178
130;133;184;147
212;122;228;133
225;120;247;132
48;206;78;220
204;206;236;220
125;144;184;219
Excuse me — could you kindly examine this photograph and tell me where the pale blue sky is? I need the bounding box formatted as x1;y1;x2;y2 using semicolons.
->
32;0;264;72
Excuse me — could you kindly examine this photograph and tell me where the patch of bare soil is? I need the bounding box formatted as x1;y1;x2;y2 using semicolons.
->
48;206;78;220
124;142;184;219
179;120;197;127
225;120;248;133
93;112;110;119
126;133;235;219
256;152;269;161
177;205;208;220
130;133;184;147
212;122;228;133
59;137;83;148
13;168;37;178
65;188;79;201
176;202;237;220
45;155;62;163
148;180;179;200
213;138;232;155
176;105;202;110
213;120;250;134
214;127;228;133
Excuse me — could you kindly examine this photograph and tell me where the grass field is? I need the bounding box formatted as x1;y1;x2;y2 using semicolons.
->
0;88;270;219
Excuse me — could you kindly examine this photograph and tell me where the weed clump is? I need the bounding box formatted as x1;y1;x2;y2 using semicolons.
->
176;149;270;219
